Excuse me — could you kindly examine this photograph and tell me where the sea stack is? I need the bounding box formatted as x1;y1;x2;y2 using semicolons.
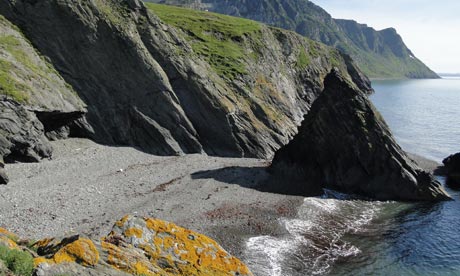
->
270;69;450;201
443;153;460;188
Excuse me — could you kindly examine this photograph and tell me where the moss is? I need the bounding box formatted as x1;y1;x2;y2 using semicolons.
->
0;245;34;276
0;59;29;102
146;3;261;79
93;0;132;27
296;49;310;69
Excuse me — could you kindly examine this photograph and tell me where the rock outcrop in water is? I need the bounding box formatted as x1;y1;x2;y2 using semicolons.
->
270;70;450;201
443;153;460;188
0;215;252;276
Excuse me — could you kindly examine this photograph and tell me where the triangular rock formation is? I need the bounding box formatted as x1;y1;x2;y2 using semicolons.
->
270;70;450;201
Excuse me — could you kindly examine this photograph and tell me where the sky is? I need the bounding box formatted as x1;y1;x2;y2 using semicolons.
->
311;0;460;73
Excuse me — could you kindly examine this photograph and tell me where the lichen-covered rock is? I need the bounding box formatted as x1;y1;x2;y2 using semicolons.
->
270;70;451;201
104;215;252;276
0;227;19;249
27;216;253;276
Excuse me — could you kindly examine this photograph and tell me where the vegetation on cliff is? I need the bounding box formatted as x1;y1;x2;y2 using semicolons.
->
145;0;439;79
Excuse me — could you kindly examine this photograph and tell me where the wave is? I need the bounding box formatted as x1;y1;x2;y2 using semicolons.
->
244;192;385;275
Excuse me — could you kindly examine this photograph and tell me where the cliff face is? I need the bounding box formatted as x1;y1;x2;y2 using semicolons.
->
0;0;371;166
0;15;86;184
0;0;443;202
146;0;439;79
270;70;450;201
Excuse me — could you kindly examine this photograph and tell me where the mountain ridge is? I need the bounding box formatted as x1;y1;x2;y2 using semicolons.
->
146;0;439;79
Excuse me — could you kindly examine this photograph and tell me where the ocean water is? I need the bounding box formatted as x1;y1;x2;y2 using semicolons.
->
243;78;460;275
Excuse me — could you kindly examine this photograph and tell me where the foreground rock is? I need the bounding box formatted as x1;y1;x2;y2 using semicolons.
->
0;215;252;276
443;153;460;188
270;70;450;201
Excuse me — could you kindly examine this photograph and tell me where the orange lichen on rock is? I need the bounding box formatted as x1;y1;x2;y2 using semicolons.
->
33;237;54;249
33;257;52;267
124;227;143;238
6;215;252;276
109;215;253;276
53;238;99;267
0;227;18;239
115;215;130;228
0;235;18;249
100;240;160;276
0;227;19;246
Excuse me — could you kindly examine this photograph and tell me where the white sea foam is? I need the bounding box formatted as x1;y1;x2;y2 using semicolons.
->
244;195;383;275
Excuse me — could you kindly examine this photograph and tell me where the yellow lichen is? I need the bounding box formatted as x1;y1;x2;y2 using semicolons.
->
134;261;156;276
0;236;18;249
101;240;159;275
124;227;143;238
33;237;54;248
53;238;99;267
33;257;52;267
115;215;130;228
143;217;251;275
0;227;18;242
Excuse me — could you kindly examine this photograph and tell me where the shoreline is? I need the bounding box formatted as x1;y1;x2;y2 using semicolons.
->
0;138;441;261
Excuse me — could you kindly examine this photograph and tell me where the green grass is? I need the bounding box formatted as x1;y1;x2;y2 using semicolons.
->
145;3;262;79
0;59;29;102
0;34;40;102
0;245;34;276
296;49;310;69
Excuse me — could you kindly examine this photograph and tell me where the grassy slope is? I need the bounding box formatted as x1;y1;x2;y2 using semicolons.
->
145;3;262;79
144;0;437;79
0;15;77;104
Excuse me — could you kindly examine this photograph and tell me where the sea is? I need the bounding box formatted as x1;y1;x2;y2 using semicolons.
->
243;77;460;275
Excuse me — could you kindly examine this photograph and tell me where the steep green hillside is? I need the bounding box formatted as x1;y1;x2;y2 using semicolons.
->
145;0;438;79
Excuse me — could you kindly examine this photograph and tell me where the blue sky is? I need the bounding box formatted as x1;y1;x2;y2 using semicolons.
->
311;0;460;73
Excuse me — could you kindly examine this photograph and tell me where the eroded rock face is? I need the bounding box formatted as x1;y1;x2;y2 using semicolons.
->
0;216;253;276
270;70;450;201
0;158;7;184
0;100;53;163
0;15;86;182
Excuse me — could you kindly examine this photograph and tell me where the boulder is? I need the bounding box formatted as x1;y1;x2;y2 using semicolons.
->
269;70;450;201
443;153;460;188
27;215;253;276
0;158;7;184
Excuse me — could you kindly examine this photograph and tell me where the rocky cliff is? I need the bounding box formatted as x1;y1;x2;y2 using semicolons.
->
0;0;371;170
270;70;450;201
0;14;86;184
146;0;439;79
0;215;252;276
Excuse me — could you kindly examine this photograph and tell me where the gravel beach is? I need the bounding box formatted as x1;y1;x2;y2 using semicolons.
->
0;138;441;259
0;138;304;257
